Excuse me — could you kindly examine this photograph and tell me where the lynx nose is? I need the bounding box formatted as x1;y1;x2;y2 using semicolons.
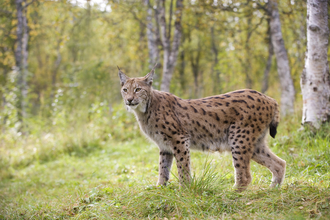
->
127;97;134;104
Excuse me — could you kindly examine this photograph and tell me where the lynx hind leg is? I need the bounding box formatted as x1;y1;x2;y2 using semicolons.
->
229;134;253;191
157;151;174;186
252;138;286;187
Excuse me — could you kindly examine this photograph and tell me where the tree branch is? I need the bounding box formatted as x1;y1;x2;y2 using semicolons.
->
0;9;13;15
23;0;36;9
246;15;265;43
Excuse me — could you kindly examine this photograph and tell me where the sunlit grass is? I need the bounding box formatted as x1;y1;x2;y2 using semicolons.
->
0;106;330;219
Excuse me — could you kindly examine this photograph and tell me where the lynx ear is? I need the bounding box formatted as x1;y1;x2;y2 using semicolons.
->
144;63;157;86
117;66;129;86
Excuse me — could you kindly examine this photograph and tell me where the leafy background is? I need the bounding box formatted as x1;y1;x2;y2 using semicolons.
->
0;0;330;219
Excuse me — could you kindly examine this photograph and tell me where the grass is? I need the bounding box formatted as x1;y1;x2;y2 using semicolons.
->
0;107;330;219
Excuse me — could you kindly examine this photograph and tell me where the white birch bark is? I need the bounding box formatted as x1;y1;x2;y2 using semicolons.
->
158;0;183;92
301;0;330;129
21;2;28;119
15;0;29;120
15;0;23;69
268;0;295;116
144;0;159;69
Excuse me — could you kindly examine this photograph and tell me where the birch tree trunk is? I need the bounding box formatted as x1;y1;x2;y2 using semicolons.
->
301;0;330;129
261;19;274;94
15;0;29;120
211;26;221;94
268;0;295;116
158;0;183;92
190;39;201;98
50;39;62;102
261;38;273;94
244;16;253;89
179;50;186;91
144;0;159;70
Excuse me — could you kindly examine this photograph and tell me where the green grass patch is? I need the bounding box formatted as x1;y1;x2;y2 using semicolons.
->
0;112;330;219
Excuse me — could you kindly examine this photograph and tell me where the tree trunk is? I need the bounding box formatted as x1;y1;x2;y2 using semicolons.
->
1;69;8;131
178;50;186;91
15;0;23;69
301;0;330;129
158;0;183;92
50;39;62;102
261;42;273;94
261;19;274;94
211;26;221;94
268;0;295;116
15;0;29;121
190;39;201;98
244;16;253;89
144;0;159;70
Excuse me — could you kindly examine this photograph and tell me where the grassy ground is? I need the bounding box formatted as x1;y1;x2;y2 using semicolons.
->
0;111;330;219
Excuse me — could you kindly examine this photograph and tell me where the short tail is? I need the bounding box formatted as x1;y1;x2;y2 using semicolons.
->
269;102;280;138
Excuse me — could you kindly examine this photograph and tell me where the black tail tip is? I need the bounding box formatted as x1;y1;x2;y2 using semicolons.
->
270;124;277;138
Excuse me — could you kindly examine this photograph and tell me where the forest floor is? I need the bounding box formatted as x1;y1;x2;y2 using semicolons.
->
0;114;330;219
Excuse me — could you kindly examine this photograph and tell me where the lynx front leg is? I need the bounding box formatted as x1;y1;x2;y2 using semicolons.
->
157;151;174;185
229;131;253;191
173;141;191;186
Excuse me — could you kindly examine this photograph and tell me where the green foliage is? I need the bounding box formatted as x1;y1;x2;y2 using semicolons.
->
0;68;20;130
0;103;138;180
0;0;309;120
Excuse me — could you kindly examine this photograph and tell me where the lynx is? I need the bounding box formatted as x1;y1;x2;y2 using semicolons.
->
118;66;286;191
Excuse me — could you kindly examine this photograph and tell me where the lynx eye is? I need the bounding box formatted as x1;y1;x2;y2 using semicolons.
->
123;88;127;92
135;88;141;92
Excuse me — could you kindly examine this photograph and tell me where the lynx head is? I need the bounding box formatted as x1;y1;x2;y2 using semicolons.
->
118;65;155;113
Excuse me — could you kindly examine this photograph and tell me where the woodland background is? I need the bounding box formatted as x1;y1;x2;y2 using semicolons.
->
0;0;330;219
0;0;308;128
